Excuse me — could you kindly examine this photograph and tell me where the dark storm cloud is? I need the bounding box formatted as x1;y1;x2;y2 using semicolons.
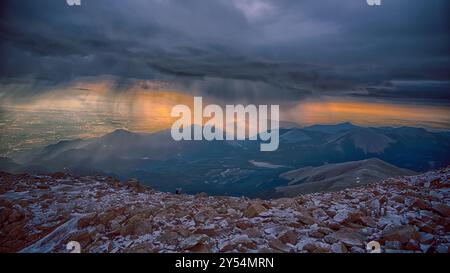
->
0;0;449;102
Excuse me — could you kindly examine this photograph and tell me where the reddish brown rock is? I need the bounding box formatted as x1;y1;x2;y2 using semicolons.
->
189;243;211;253
361;216;377;228
125;179;147;193
328;222;341;230
381;225;420;244
179;234;209;250
278;230;298;245
330;230;366;247
297;214;319;225
120;215;153;236
36;184;50;190
173;226;191;238
268;238;290;253
243;203;267;218
333;210;363;225
392;195;405;204
68;231;93;249
236;220;252;230
309;230;325;239
411;198;432;211
419;224;434;234
194;227;220;237
8;209;26;223
303;243;318;252
0;199;13;208
403;240;420;251
244;228;262;238
194;208;217;223
77;213;97;229
312;246;331;253
430;178;447;189
195;192;208;198
318;227;333;235
432;203;450;217
51;172;65;179
0;207;13;223
159;231;180;245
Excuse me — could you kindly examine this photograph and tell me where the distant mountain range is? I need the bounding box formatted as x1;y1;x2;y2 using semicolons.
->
1;123;449;197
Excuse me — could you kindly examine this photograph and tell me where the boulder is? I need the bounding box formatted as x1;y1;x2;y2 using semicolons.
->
236;220;252;230
297;214;319;226
302;243;318;253
125;179;147;193
333;210;365;228
173;226;191;238
8;209;26;223
309;230;325;239
244;227;263;238
77;213;97;229
159;231;180;245
330;230;366;247
268;238;291;253
179;234;209;250
243;203;267;218
411;198;432;211
381;225;420;244
432;203;450;217
0;207;13;223
195;192;208;198
194;227;220;237
360;216;377;228
120;215;153;236
331;242;348;253
278;230;298;245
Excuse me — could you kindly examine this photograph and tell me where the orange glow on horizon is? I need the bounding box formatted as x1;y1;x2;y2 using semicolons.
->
2;78;450;132
287;100;450;129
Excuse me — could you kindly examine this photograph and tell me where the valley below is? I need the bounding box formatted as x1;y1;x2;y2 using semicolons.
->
1;123;449;198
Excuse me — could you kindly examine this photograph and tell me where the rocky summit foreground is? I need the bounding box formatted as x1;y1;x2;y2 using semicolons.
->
0;168;449;253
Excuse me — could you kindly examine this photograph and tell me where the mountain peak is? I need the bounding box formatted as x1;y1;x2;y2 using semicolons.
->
304;122;360;134
101;128;135;140
339;122;354;126
110;128;132;135
328;127;395;154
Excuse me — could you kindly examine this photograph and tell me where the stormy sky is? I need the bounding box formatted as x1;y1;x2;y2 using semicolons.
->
0;0;449;105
